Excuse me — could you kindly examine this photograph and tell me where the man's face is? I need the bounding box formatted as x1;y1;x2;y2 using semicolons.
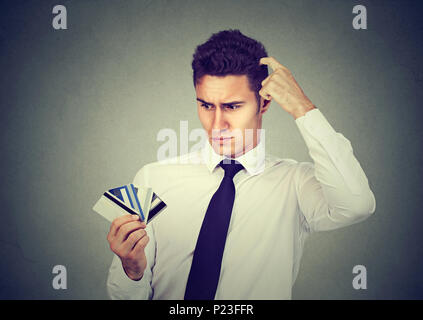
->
196;74;269;158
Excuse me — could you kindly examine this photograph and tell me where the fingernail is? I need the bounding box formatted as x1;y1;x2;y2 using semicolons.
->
132;215;139;220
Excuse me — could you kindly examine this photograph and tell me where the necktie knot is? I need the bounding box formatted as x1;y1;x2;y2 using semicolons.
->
219;159;244;179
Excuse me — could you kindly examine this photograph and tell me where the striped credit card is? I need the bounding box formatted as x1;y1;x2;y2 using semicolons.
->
92;183;167;223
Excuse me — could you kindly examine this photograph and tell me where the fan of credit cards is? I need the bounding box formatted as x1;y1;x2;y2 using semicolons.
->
93;184;166;223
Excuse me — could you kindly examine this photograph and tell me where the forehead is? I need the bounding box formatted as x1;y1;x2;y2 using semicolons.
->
195;74;255;101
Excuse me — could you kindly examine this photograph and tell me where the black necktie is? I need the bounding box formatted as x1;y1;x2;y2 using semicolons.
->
184;158;244;300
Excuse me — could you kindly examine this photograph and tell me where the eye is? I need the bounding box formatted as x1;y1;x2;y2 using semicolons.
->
224;105;240;110
201;103;214;110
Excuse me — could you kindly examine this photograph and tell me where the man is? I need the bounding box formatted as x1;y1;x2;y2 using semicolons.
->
106;29;376;299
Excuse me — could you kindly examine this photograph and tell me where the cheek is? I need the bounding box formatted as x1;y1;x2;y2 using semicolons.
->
198;108;212;129
231;108;259;130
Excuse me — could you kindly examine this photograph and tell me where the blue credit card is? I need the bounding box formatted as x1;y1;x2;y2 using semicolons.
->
107;184;145;220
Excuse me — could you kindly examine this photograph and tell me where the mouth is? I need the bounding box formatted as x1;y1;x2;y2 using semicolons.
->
211;136;233;144
212;136;233;141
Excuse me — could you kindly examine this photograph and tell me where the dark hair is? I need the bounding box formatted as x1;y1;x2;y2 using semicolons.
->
192;29;268;112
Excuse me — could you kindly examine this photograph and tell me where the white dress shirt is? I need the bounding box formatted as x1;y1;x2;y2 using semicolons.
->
106;108;376;300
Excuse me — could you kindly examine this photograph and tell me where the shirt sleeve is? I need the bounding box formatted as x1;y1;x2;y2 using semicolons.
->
106;165;156;299
294;108;376;232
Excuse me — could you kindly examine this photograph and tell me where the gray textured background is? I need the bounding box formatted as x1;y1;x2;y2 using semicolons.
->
1;0;422;299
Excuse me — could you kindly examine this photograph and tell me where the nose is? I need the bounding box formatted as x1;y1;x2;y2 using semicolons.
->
211;107;228;132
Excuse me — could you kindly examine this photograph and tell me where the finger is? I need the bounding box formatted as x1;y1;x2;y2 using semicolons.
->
259;87;271;100
132;235;150;255
108;214;139;241
261;75;272;88
119;228;148;256
115;220;147;244
259;56;286;72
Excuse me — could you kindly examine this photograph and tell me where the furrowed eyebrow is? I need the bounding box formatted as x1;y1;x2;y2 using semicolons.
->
196;98;246;106
196;98;211;105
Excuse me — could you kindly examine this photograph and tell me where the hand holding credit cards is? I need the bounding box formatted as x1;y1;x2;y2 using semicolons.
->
93;183;167;281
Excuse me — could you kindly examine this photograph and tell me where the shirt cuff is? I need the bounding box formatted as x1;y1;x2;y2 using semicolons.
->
107;254;151;300
294;108;336;138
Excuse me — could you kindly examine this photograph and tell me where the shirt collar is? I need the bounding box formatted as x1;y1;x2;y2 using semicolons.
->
200;129;266;176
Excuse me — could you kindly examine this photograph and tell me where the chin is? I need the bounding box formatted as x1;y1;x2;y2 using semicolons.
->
212;144;242;158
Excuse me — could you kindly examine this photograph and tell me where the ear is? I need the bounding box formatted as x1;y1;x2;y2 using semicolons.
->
259;97;271;114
